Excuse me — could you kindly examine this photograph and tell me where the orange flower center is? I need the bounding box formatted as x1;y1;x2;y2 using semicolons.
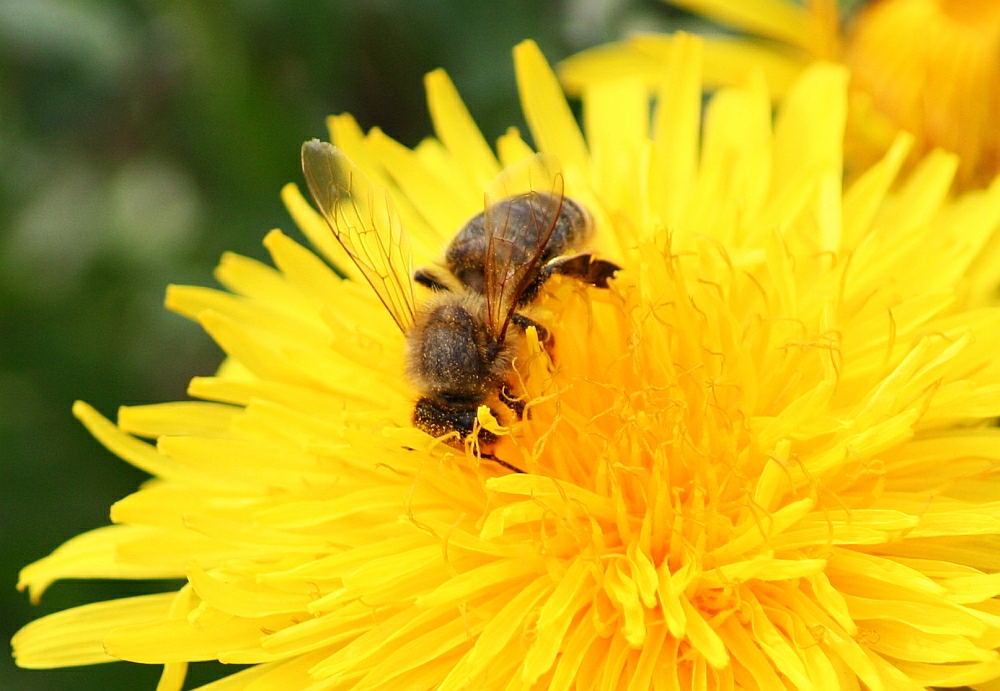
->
938;0;1000;23
844;0;1000;188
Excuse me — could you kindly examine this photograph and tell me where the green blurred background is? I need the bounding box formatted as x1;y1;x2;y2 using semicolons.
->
0;0;702;688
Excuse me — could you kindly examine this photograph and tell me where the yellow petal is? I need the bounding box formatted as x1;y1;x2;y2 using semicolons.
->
13;593;175;668
650;32;703;236
213;252;318;319
521;558;596;683
583;77;646;223
424;68;500;188
842;132;913;248
104;612;297;664
72;401;196;484
867;619;998;663
18;525;185;601
438;578;551;691
664;0;812;49
118;402;239;439
771;62;847;195
187;563;312;618
513;40;589;178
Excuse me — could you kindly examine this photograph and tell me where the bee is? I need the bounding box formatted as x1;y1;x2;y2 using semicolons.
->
301;140;617;470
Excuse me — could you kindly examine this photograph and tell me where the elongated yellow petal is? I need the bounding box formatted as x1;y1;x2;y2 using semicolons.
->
583;77;645;240
437;578;551;691
842;132;913;248
495;126;535;168
424;68;500;188
18;525;185;601
771;63;847;196
561;34;806;100
13;593;175;668
118;401;239;438
105;612;297;664
72;401;202;484
665;0;811;49
187;563;312;618
744;593;811;689
214;252;318;319
522;558;596;684
650;32;702;236
513;40;589;178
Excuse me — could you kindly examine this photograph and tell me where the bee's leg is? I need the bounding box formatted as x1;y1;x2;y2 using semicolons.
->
511;313;550;345
479;452;524;474
414;266;452;291
499;383;526;419
540;253;621;288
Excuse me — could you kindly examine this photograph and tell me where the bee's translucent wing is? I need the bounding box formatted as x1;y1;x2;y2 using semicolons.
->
302;140;416;333
483;153;564;340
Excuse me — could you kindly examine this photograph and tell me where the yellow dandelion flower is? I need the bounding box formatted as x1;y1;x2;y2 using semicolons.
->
562;0;1000;190
14;35;1000;690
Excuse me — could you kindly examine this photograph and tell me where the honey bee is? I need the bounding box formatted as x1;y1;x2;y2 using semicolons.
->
301;139;617;470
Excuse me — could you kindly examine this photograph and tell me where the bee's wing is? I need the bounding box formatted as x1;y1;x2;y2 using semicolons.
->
483;153;564;340
302;140;416;333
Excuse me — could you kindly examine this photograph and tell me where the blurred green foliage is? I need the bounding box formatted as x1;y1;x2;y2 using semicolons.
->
1;0;693;688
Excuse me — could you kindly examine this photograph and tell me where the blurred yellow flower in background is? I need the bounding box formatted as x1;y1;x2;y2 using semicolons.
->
562;0;1000;190
14;34;1000;691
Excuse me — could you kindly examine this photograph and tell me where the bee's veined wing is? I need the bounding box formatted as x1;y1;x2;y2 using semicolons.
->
483;153;564;339
302;139;416;333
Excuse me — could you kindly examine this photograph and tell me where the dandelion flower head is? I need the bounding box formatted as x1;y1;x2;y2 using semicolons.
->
14;36;1000;690
562;0;1000;190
